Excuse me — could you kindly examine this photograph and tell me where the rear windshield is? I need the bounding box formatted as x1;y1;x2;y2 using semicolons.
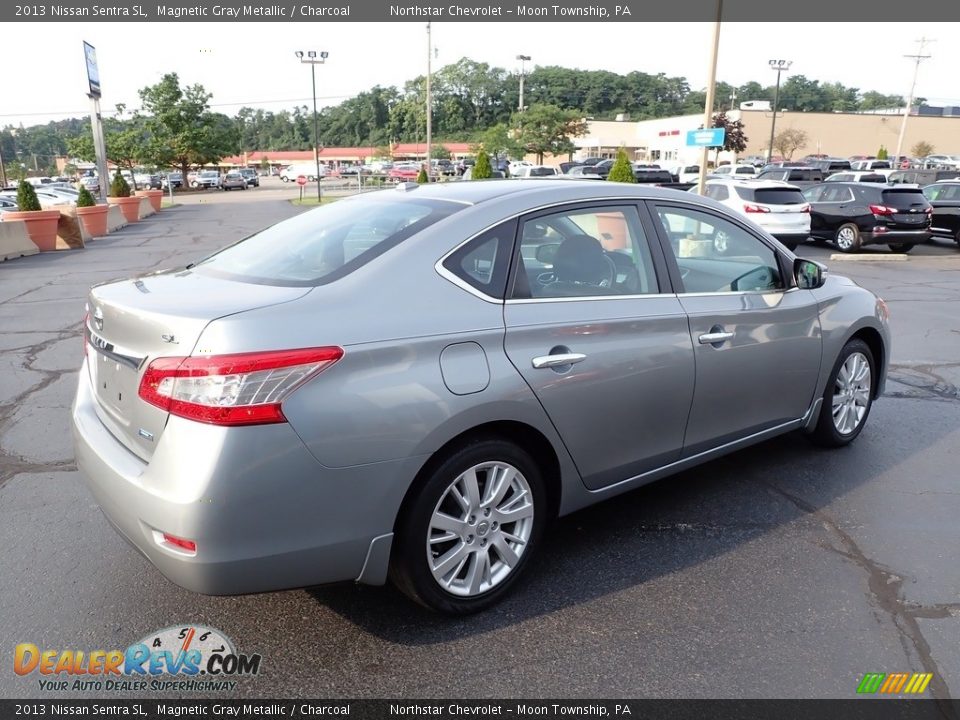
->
880;189;928;206
736;188;807;205
528;167;556;176
195;197;461;286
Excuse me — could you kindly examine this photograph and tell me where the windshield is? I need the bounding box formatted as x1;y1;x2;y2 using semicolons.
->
195;197;463;286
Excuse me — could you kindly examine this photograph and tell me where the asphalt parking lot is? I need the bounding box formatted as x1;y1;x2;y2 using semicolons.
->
1;190;958;701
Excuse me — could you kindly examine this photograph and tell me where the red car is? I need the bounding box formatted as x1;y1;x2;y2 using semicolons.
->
388;164;422;181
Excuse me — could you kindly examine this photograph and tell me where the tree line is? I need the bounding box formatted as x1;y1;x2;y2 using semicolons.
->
1;59;911;176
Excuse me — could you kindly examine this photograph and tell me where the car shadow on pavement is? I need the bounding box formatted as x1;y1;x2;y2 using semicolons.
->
305;408;948;644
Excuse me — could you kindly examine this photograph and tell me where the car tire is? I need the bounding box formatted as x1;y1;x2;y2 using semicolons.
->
809;338;875;448
887;243;913;253
389;438;546;615
834;223;862;253
190;181;199;188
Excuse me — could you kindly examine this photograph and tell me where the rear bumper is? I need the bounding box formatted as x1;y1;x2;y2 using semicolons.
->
861;228;930;246
72;361;409;595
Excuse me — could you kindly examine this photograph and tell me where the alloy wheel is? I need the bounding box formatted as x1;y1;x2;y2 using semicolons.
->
836;227;856;251
832;351;871;435
426;462;534;597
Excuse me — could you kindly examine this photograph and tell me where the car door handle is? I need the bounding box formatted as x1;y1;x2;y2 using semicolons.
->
698;331;734;345
531;353;587;369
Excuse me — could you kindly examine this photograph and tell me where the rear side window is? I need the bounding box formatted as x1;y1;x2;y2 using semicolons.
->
705;184;730;200
196;197;461;286
442;221;516;298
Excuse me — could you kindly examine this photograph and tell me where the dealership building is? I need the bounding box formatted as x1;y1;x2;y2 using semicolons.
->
573;106;960;166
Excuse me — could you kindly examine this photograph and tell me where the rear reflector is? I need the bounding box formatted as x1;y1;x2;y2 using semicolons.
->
161;533;197;553
138;346;343;426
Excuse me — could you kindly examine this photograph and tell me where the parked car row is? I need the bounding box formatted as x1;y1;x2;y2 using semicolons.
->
691;175;950;254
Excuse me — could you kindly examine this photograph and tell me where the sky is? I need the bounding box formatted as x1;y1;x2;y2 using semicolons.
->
5;22;958;127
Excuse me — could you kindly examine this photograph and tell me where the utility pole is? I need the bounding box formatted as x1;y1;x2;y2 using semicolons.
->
893;37;933;170
425;21;432;178
696;1;722;196
0;141;7;188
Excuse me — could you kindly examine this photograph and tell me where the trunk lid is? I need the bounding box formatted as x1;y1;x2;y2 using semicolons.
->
85;269;311;461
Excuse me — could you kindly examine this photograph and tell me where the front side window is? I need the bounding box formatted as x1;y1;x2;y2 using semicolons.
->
513;206;659;299
196;197;461;286
655;205;784;294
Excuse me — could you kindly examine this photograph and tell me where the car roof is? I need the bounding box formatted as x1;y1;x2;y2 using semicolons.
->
384;178;702;206
705;177;798;189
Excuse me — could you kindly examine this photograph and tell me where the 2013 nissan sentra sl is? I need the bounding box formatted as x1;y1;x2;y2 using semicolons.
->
72;180;890;614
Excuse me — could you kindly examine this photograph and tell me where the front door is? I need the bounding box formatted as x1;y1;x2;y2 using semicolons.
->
649;202;822;457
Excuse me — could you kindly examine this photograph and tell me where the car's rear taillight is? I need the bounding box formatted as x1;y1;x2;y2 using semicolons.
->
138;347;343;426
869;204;896;216
800;204;811;213
743;203;770;213
925;206;933;214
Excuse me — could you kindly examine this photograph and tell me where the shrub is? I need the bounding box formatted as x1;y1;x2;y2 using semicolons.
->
76;185;97;208
16;180;42;212
607;148;637;183
876;146;888;160
473;149;493;179
416;166;429;184
109;170;131;198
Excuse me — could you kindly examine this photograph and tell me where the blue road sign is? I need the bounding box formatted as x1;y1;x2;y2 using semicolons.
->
686;128;726;147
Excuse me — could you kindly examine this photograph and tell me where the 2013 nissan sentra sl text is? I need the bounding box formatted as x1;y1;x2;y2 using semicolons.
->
72;180;890;614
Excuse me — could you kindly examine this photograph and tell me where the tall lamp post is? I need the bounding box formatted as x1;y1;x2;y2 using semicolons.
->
766;59;792;163
295;49;328;202
516;54;531;112
426;22;433;177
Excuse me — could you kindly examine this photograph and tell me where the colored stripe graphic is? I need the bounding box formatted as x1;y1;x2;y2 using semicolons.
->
857;673;886;693
858;672;933;694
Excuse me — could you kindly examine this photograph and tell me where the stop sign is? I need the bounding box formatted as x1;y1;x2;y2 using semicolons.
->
296;175;307;186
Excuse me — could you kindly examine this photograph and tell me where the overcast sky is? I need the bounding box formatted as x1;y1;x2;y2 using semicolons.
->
5;22;956;127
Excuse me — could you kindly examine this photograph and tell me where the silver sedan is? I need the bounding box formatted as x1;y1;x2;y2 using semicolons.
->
73;180;890;614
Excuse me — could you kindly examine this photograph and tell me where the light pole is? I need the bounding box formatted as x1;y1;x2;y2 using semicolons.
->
516;54;531;112
295;49;328;202
893;37;933;170
695;1;722;196
766;59;792;163
426;22;432;177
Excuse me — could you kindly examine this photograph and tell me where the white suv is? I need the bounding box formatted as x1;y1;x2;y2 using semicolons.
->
693;178;811;250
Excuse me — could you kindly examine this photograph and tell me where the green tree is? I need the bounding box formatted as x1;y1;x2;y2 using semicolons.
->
416;166;429;184
260;156;271;172
17;180;41;211
476;123;523;160
109;169;131;197
473;148;493;179
876;146;888;159
67;107;150;189
606;148;636;183
513;103;587;164
137;73;240;183
76;185;96;208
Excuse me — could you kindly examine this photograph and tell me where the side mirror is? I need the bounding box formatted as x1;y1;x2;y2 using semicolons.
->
794;258;827;289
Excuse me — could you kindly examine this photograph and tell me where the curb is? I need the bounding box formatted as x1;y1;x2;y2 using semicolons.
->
829;253;910;262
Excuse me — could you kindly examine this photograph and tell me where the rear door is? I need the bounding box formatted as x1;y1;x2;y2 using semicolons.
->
647;201;822;455
503;203;695;490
